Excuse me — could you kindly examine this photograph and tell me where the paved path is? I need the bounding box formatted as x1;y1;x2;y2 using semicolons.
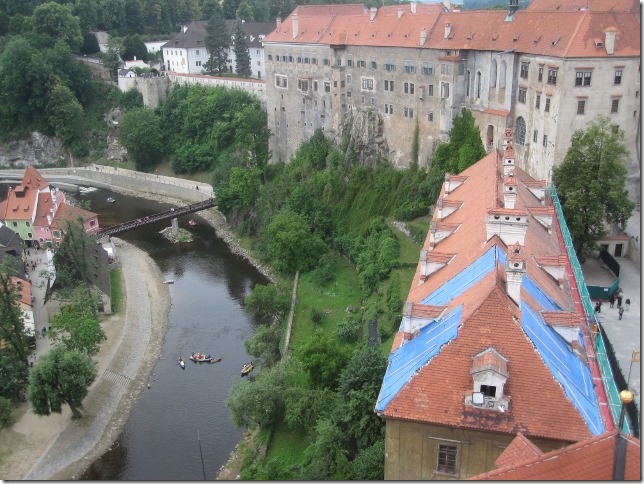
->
23;242;165;480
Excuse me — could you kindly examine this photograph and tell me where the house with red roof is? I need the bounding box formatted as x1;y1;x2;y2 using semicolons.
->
374;130;617;479
0;167;99;248
262;0;640;199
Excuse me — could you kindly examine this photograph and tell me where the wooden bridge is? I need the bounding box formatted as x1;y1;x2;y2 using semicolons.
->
97;198;216;238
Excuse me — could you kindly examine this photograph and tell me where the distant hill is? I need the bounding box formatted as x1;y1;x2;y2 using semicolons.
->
463;0;531;10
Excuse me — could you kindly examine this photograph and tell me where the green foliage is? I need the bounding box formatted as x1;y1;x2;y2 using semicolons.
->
28;345;97;419
118;107;165;171
32;2;83;51
119;89;144;110
204;10;229;75
336;315;361;343
392;169;433;220
282;386;340;432
243;283;290;322
310;308;323;325
0;272;30;365
121;33;148;62
0;350;30;400
49;286;106;355
386;272;402;314
0;396;12;428
52;220;97;291
297;331;349;390
300;417;350;479
410;120;420;169
349;439;385;480
553;115;635;259
244;322;282;366
310;253;335;287
47;82;84;146
233;20;251;77
259;209;328;274
216;167;262;214
80;31;99;54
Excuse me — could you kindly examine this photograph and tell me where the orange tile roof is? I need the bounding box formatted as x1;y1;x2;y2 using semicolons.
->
494;432;543;468
525;0;639;13
11;277;31;306
51;204;97;231
3;186;38;221
542;311;584;326
21;166;49;191
380;149;597;442
471;430;641;480
266;4;639;59
34;193;54;228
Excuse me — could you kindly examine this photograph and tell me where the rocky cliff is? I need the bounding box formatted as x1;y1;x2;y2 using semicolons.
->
0;132;67;167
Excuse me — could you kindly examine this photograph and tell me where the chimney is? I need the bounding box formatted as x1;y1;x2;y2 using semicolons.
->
444;22;452;39
604;28;617;55
292;13;299;39
370;7;377;21
508;0;519;16
503;172;517;209
398;8;403;19
420;28;427;46
411;1;417;14
276;17;282;29
133;55;137;61
503;142;515;176
453;5;461;12
443;0;452;10
505;243;525;305
486;209;529;246
183;24;188;33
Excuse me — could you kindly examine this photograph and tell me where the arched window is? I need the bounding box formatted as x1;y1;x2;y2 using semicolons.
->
441;82;450;98
476;71;482;98
499;60;507;89
515;117;526;145
490;59;497;87
466;70;471;97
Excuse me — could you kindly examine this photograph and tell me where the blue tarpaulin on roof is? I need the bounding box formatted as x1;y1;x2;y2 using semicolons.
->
520;302;604;435
522;275;561;311
421;245;506;306
376;306;462;412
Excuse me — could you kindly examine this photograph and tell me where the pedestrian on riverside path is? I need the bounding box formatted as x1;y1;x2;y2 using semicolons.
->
609;292;616;308
618;306;624;320
594;300;602;313
617;293;623;309
625;298;631;311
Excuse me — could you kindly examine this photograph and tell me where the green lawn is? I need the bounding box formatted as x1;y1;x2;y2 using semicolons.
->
110;268;123;313
264;420;309;466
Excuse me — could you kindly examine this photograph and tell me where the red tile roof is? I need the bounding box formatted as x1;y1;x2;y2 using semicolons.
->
11;277;32;306
265;4;639;58
380;149;598;442
2;185;38;221
494;432;543;468
21;166;49;191
471;430;641;480
51;203;97;231
526;0;639;13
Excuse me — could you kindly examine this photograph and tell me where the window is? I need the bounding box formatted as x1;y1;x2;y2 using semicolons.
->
323;58;329;66
347;75;352;83
575;70;592;86
480;385;497;397
542;134;548;147
384;80;394;92
312;57;317;65
361;78;374;90
547;67;558;85
611;99;619;113
347;55;353;67
357;60;366;68
545;96;551;112
404;107;414;118
12;222;17;227
535;94;541;108
441;82;450;98
303;57;309;64
195;60;202;66
275;75;287;88
384;103;393;114
614;69;622;85
466;70;471;97
428;111;434;122
437;444;458;474
313;80;318;91
335;56;342;66
341;80;345;88
404;60;416;73
25;221;30;227
518;88;526;103
428;84;434;96
440;63;452;75
288;55;293;62
90;220;96;227
533;130;538;143
476;71;481;98
515;116;526;145
347;91;352;97
384;59;395;71
538;65;543;82
422;61;434;75
298;79;309;92
404;82;415;95
324;81;331;93
267;54;272;61
520;62;529;79
370;58;377;69
577;99;586;114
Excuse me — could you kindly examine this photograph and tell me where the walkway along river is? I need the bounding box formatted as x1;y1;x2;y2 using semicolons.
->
75;188;269;479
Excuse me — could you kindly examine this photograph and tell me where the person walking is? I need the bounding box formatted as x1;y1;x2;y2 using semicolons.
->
594;300;602;313
617;293;623;309
609;292;616;308
625;298;630;311
618;306;624;320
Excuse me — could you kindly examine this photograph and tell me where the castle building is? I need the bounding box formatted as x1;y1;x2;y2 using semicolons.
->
262;0;640;199
374;131;616;479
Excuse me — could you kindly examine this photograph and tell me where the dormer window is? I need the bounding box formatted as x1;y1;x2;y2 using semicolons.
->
465;347;510;412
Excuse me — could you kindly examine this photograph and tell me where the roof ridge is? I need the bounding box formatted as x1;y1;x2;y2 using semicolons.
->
562;8;588;56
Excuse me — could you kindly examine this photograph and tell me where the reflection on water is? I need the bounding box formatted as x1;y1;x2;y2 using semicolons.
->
65;188;269;480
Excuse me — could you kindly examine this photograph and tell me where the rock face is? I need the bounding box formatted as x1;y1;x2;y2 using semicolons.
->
334;109;390;167
0;132;67;167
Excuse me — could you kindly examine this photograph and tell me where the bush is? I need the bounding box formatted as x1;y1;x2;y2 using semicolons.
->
310;253;335;287
336;316;361;343
311;308;323;326
0;396;13;428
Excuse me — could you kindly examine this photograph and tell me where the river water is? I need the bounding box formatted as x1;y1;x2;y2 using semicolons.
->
69;188;268;480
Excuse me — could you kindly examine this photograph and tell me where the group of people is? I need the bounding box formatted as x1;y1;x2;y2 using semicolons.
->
596;290;631;320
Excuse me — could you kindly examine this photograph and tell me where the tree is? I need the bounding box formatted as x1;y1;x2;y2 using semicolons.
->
0;272;30;365
223;0;241;19
553;115;636;259
297;331;349;390
245;323;281;365
97;37;123;81
216;167;262;214
52;220;97;291
260;210;328;274
233;21;251;78
236;2;254;21
204;10;230;75
49;286;106;355
121;34;148;62
28;346;97;419
47;82;84;146
118;107;165;171
0;350;30;400
0;396;12;428
349;439;385;480
243;283;290;321
32;2;83;51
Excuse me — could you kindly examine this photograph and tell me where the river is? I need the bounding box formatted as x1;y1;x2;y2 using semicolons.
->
71;188;269;480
